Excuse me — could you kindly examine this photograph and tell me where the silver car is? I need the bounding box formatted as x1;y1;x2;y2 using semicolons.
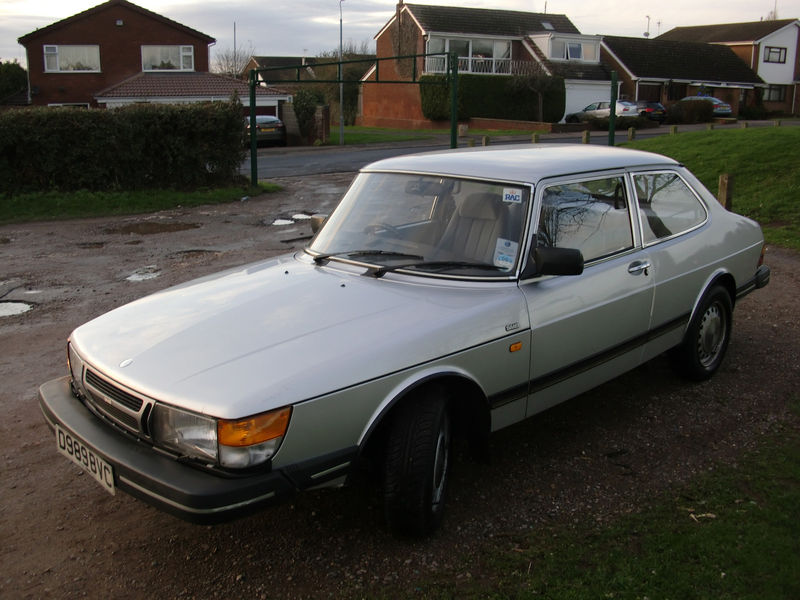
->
39;145;769;537
565;100;639;123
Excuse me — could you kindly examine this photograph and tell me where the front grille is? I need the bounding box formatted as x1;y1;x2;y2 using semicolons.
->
85;369;143;411
83;368;152;437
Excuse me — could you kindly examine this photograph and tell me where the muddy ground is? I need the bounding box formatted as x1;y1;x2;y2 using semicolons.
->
1;173;798;599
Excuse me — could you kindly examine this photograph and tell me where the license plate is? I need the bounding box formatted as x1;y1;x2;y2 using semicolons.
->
56;425;115;495
260;127;276;132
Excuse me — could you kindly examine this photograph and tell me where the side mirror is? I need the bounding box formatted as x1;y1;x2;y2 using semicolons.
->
310;214;328;234
521;246;584;278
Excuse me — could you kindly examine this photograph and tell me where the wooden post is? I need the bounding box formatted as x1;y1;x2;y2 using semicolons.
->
627;127;635;141
531;132;540;144
481;136;490;146
774;120;782;127
718;174;733;211
741;121;749;129
706;123;714;131
467;138;475;147
582;130;591;144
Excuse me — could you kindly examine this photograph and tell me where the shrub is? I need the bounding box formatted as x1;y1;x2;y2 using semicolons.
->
0;101;245;195
666;99;714;124
419;73;565;123
291;88;326;141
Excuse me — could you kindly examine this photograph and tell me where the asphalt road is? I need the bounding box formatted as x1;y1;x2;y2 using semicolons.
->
245;119;799;179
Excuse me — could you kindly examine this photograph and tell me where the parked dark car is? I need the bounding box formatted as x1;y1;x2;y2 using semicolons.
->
245;115;287;146
635;101;666;122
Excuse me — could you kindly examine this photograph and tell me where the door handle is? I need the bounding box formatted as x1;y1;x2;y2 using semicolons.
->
628;260;651;276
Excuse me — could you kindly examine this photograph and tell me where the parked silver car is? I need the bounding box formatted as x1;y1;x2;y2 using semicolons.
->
40;145;769;537
565;100;639;123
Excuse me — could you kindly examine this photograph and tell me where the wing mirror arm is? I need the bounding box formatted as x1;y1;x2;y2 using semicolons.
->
310;214;328;234
521;246;584;279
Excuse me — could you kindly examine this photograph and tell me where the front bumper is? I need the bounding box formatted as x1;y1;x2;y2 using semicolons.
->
39;377;296;523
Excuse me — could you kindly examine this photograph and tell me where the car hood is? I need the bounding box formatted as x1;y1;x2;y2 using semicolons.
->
71;253;528;418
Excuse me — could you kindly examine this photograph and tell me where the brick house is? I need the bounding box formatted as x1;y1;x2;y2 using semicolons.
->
359;1;613;127
657;19;800;115
17;0;289;113
601;36;764;114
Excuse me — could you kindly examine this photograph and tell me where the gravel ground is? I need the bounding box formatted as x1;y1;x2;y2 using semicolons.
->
1;173;797;599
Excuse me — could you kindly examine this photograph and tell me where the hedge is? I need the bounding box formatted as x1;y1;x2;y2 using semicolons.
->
0;101;246;195
419;73;565;124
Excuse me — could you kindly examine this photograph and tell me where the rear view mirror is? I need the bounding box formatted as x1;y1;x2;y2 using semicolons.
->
522;246;584;278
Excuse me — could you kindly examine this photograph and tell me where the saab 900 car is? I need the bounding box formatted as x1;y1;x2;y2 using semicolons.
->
39;145;769;537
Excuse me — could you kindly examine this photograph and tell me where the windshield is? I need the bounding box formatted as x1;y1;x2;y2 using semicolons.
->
308;172;531;278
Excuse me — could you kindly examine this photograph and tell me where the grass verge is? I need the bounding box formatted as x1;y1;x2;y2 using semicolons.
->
0;182;280;225
418;403;800;599
623;127;800;250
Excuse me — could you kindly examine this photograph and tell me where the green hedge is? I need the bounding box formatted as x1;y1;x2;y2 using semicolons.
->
419;73;565;123
666;99;714;124
0;101;246;195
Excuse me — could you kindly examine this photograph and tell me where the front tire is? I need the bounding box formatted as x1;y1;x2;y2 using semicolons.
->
672;285;733;380
383;391;451;537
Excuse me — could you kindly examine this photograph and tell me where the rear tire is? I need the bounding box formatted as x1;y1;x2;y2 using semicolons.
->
672;285;732;381
383;391;451;537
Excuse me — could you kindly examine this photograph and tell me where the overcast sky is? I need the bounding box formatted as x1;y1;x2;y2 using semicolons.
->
1;0;791;69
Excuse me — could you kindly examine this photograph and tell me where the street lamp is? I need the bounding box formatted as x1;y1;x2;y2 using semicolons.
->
339;0;345;145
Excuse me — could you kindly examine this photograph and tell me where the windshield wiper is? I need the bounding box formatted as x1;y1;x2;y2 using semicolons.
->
312;249;424;265
371;260;507;278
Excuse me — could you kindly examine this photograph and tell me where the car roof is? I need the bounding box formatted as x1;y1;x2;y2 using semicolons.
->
361;144;679;184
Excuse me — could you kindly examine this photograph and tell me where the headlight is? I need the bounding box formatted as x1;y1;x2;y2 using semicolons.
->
151;404;292;469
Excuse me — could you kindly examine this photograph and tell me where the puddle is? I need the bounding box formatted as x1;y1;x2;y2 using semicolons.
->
272;219;295;226
0;301;34;317
126;266;161;282
105;222;200;235
292;214;312;220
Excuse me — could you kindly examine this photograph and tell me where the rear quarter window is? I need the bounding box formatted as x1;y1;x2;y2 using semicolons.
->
633;172;707;244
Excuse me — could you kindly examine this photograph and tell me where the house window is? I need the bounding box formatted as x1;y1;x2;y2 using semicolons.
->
764;85;786;102
550;39;597;61
763;46;786;63
141;46;194;71
43;45;101;72
425;37;511;74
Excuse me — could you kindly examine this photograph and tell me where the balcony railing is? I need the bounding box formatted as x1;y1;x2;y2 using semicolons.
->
424;56;538;76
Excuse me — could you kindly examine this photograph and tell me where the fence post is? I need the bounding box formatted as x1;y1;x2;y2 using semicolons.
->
706;123;714;131
718;174;733;211
531;132;540;144
741;121;749;129
582;130;591;144
481;136;490;146
670;125;678;135
774;120;782;127
627;127;636;141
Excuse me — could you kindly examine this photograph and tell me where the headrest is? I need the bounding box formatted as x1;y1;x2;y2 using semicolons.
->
458;193;501;220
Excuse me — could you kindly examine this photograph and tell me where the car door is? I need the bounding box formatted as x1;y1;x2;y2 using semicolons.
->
630;169;712;361
520;172;654;417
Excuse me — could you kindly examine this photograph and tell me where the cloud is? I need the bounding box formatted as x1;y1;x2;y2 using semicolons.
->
2;0;776;70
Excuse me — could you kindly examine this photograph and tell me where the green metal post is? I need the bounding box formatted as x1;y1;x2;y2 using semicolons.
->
449;53;458;149
249;70;257;187
608;70;617;147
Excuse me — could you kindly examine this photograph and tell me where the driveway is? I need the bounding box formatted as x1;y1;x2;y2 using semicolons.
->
1;172;798;599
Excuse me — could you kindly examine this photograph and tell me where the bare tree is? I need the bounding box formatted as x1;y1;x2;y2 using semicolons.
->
212;41;255;78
